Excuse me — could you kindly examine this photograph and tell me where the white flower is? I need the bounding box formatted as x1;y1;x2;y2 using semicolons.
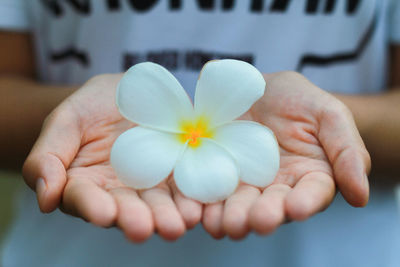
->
110;59;280;203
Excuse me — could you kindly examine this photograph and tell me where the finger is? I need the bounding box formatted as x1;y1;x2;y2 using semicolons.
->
285;171;335;221
169;179;202;229
22;107;81;213
249;184;291;235
173;190;202;230
139;184;186;241
109;187;154;243
222;185;260;240
202;202;225;239
319;105;370;206
62;177;117;227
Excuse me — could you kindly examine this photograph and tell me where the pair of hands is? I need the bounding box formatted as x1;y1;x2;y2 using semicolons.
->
22;71;370;242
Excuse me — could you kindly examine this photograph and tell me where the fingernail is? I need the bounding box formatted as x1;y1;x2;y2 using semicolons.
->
36;178;47;199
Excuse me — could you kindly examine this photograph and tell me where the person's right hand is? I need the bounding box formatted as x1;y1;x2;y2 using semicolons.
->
22;74;202;242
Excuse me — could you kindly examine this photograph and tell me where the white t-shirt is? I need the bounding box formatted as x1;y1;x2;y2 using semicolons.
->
1;0;400;266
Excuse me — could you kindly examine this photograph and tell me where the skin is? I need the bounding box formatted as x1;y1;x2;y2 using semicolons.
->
203;72;370;239
1;31;399;241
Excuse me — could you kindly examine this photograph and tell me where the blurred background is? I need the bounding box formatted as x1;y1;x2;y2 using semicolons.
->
0;171;22;241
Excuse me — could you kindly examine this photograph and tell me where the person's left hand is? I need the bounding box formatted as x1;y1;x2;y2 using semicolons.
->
201;71;371;239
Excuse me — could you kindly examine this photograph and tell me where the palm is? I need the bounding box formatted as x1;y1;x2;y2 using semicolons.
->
252;78;333;190
66;113;132;192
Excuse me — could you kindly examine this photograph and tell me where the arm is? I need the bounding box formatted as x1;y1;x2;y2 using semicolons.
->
336;45;400;174
0;31;76;170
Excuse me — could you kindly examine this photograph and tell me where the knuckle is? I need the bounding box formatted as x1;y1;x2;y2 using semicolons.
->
321;98;351;122
43;105;71;127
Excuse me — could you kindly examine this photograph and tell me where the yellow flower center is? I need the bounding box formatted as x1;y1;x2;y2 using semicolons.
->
179;116;213;148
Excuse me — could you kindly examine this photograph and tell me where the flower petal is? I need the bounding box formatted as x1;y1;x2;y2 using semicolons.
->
110;126;184;189
174;138;239;203
194;59;265;128
117;62;194;132
212;121;280;187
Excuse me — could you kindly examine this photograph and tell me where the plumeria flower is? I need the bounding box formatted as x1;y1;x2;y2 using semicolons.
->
110;59;280;203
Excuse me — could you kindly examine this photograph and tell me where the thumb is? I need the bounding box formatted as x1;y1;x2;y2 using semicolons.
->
318;101;371;207
22;106;81;213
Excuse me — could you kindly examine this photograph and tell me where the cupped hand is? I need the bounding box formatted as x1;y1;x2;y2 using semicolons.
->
22;70;370;242
22;74;202;242
202;71;370;239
